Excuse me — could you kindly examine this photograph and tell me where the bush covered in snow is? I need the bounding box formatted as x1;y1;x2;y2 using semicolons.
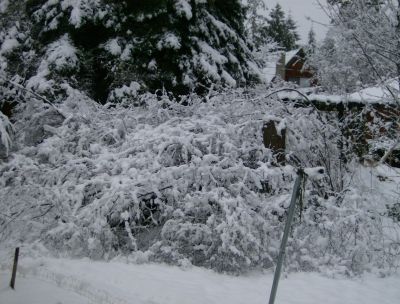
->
0;86;399;275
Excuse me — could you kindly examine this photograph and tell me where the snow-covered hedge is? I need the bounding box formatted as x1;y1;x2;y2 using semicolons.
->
0;87;399;275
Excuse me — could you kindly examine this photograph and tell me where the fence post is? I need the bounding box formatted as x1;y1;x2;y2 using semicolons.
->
268;169;306;304
10;247;19;289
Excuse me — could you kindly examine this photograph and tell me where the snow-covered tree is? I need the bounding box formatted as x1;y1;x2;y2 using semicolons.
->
310;0;400;92
1;0;263;102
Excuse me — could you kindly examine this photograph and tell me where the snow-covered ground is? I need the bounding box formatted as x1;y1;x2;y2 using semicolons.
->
0;277;91;304
1;254;399;304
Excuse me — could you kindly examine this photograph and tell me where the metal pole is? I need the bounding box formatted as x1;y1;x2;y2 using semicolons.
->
268;169;306;304
10;247;19;289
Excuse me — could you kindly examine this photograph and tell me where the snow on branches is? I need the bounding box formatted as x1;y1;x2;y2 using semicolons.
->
0;88;398;275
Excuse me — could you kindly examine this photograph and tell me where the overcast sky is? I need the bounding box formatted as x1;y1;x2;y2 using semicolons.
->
267;0;329;43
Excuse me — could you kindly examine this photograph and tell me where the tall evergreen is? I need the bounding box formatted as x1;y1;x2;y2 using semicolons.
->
1;0;262;102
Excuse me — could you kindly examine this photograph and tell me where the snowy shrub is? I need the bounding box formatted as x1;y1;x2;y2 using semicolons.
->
0;87;399;275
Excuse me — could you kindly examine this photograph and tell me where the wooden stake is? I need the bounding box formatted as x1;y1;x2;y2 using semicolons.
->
10;247;19;289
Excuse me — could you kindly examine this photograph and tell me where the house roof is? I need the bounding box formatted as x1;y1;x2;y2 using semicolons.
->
285;49;300;65
285;48;306;68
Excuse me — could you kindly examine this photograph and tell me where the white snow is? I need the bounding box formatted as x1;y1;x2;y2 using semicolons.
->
276;79;400;105
285;49;300;65
147;59;157;70
157;33;181;50
60;0;83;27
0;26;20;58
46;34;79;70
61;0;89;28
108;81;140;102
104;38;122;56
120;44;133;61
26;35;77;92
206;11;236;39
0;255;399;304
221;70;237;87
120;211;130;221
198;41;228;65
0;278;91;304
263;64;277;83
175;0;193;20
348;79;400;104
0;112;12;156
0;0;9;13
304;167;325;180
198;54;220;81
0;38;19;55
276;119;286;136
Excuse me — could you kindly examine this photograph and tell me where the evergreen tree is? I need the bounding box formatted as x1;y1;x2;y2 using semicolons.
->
285;14;300;50
1;0;263;102
264;4;299;51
